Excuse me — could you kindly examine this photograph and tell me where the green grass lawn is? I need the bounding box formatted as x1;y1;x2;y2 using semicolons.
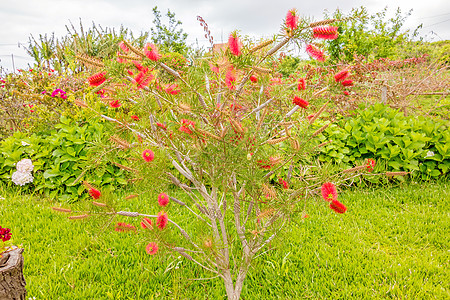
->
1;181;449;299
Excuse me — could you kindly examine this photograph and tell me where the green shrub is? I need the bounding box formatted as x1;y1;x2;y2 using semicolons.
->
315;103;449;180
0;116;129;202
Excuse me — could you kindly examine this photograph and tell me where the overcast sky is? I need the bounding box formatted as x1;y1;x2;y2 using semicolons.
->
1;0;449;72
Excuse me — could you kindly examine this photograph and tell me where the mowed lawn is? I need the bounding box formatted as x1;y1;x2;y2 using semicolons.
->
0;181;448;299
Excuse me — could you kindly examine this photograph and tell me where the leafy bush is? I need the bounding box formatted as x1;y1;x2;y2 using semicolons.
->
315;103;449;180
0;116;129;202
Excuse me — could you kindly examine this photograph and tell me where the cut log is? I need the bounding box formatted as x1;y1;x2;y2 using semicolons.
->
0;248;26;300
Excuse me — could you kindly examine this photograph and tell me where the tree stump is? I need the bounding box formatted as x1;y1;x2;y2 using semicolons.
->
0;248;26;300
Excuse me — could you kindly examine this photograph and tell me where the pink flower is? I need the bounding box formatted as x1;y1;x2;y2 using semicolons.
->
343;91;350;96
157;211;168;229
88;72;107;86
297;78;306;90
146;242;158;255
109;100;121;108
118;41;129;53
278;178;289;189
0;227;12;242
286;9;299;31
228;32;242;56
250;75;258;83
115;222;136;232
334;69;349;82
51;89;66;98
165;83;180;95
142;149;155;162
135;72;154;89
305;44;325;62
225;70;236;90
131;115;140;121
144;43;161;61
179;119;195;134
89;188;101;199
156;123;167;130
140;217;153;229
209;62;219;73
321;182;337;202
366;159;376;172
313;26;339;40
292;96;309;108
341;79;353;87
330;200;347;214
158;193;169;207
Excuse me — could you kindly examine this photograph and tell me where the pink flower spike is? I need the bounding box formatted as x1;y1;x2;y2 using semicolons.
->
228;32;242;56
165;83;180;95
179;119;195;134
146;242;158;255
250;75;258;83
144;43;161;61
286;9;299;31
142;149;155;162
341;79;353;87
131;115;140;121
158;193;169;207
109;100;121;108
292;96;309;108
89;188;101;199
313;26;339;40
334;69;349;82
330;199;347;214
225;70;236;90
321;182;337;202
157;211;168;229
118;41;129;53
141;217;153;229
297;78;306;90
305;44;325;62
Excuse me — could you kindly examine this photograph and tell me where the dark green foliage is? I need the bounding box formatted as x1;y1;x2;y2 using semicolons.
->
315;104;449;180
0;116;128;202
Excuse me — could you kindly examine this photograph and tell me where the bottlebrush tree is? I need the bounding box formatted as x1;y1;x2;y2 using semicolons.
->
53;9;389;299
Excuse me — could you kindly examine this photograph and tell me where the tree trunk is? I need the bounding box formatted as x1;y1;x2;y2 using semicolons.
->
0;248;27;300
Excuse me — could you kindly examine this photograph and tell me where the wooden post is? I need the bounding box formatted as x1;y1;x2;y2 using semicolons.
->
0;248;27;300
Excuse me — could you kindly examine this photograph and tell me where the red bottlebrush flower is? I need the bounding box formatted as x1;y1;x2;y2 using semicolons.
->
127;69;134;76
115;222;136;232
146;242;158;255
109;100;121;108
158;193;169;207
133;61;147;72
116;53;126;63
321;182;337;202
228;31;242;56
292;96;309;108
330;199;347;214
88;72;107;87
179;119;195;134
366;158;376;172
135;71;154;89
0;227;12;242
156;122;167;130
250;75;258;83
334;69;349;82
144;43;161;61
286;9;299;31
131;115;140;121
165;83;180;95
313;26;339;40
118;41;129;53
157;211;168;229
307;114;315;121
278;178;289;189
209;62;219;73
297;78;306;90
305;44;325;62
225;69;237;90
142;149;155;162
343;91;350;96
140;217;153;229
341;79;353;87
89;188;101;200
